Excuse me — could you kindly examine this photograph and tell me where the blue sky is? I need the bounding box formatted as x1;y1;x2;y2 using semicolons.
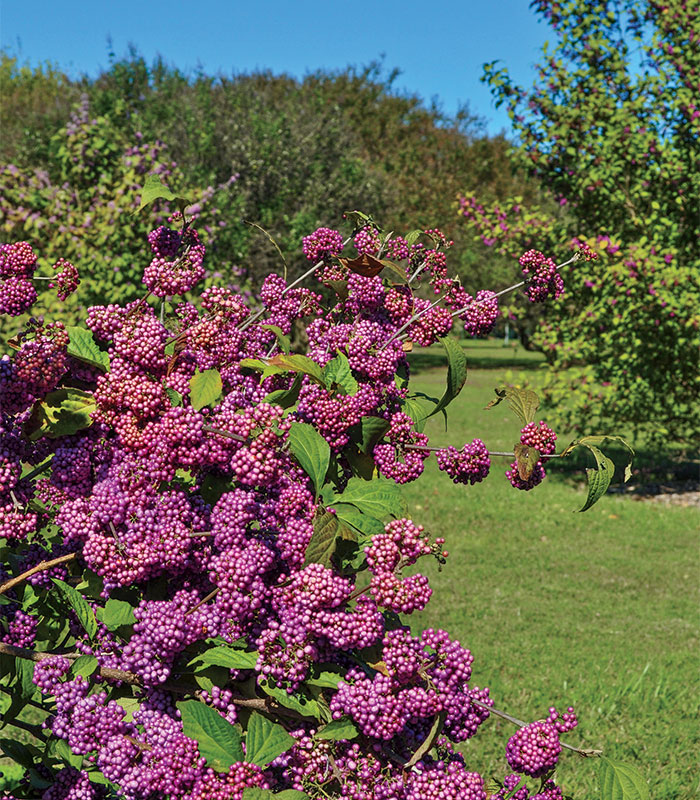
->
1;0;551;135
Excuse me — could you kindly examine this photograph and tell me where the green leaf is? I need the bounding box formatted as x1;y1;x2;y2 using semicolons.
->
378;258;409;284
199;472;234;506
305;664;346;689
263;373;303;409
265;354;326;386
259;680;321;719
402;394;440;432
426;336;467;418
189;645;258;670
66;327;110;371
287;422;330;496
177;699;244;770
350;416;390;454
242;791;310;800
49;737;83;769
315;716;359;741
562;435;635;483
0;739;42;771
330;476;406;520
404;229;423;247
71;655;99;679
165;387;183;407
17;658;37;699
245;711;295;767
304;511;357;569
96;599;135;631
51;578;98;639
24;388;96;441
485;386;539;425
599;757;649;800
260;325;291;354
189;369;223;410
334;507;385;538
322;353;358;395
136;174;191;214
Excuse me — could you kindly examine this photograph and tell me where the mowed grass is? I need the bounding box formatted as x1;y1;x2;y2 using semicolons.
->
403;342;699;799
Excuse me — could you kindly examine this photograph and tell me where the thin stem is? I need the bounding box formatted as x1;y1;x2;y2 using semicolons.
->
202;424;248;444
0;552;78;596
22;456;55;482
184;587;219;617
239;236;352;332
380;291;450;351
471;699;602;758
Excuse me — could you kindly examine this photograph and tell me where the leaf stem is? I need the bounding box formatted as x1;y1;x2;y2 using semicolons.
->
0;552;78;596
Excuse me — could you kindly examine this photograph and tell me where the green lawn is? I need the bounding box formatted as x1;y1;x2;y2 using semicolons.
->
403;344;699;799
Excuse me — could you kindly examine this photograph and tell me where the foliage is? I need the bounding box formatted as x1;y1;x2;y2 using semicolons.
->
1;51;540;292
0;182;640;797
459;0;700;448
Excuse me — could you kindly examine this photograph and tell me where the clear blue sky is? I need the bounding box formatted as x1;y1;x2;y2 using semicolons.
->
1;0;551;135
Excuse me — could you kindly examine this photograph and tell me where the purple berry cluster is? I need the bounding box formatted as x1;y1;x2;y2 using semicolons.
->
505;706;576;778
519;249;564;303
0;240;37;316
302;226;344;261
436;439;491;485
373;412;430;484
461;290;500;336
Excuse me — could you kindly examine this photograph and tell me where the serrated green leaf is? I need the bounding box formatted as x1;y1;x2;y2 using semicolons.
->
599;757;649;800
315;716;359;741
575;444;616;512
245;711;295;767
189;369;223;410
96;599;135;631
402;394;440;433
305;664;346;689
136;174;191;214
287;422;330;497
350;416;391;454
51;578;97;639
485;386;539;425
322;353;358;395
562;435;635;483
378;258;409;284
404;229;423;247
189;645;258;670
177;699;244;770
0;739;42;771
330;476;406;520
426;336;467;418
49;737;84;769
334;507;385;538
71;655;99;679
17;658;38;699
24;388;96;441
66;327;110;371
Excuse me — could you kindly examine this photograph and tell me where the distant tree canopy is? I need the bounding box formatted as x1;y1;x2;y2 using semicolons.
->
0;52;540;295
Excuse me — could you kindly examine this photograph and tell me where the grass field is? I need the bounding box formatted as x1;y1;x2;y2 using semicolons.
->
404;340;699;799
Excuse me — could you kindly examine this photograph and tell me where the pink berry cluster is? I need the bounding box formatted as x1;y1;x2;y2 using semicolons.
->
353;225;381;255
302;226;344;261
0;240;37;315
436;439;491;485
50;257;80;301
143;225;206;297
373;411;430;484
519;249;564;303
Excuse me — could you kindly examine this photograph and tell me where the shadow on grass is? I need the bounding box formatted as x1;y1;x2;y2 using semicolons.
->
407;341;546;373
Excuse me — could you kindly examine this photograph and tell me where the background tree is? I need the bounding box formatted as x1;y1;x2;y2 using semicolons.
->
460;0;700;448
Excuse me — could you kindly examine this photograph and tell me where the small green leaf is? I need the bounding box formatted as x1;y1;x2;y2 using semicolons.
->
404;229;423;247
71;655;99;679
579;449;615;512
287;422;331;496
137;174;191;214
96;599;136;631
189;369;223;410
259;681;321;719
51;578;98;639
350;416;391;454
485;386;539;425
599;757;649;800
260;325;291;354
305;664;346;689
378;258;409;284
177;699;244;770
17;658;37;699
189;645;258;670
263;374;303;409
66;327;110;371
426;336;467;418
322;353;358;395
334;507;385;538
315;716;359;741
562;435;635;483
303;511;356;568
165;387;183;407
245;711;295;767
